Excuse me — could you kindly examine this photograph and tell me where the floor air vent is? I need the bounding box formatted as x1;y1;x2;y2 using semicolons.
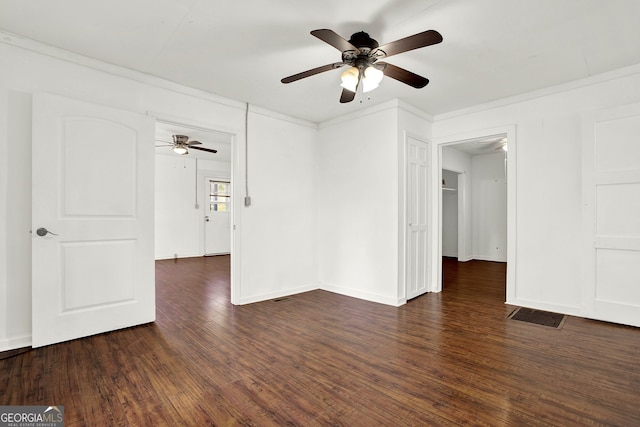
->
507;307;566;329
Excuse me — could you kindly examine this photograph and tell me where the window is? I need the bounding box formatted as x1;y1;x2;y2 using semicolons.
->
209;180;230;212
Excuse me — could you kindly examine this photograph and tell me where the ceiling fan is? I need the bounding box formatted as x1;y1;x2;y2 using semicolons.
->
156;135;218;155
281;28;443;103
475;136;508;152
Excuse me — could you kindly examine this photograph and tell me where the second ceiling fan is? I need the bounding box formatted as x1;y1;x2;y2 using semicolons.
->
156;135;218;155
281;28;442;103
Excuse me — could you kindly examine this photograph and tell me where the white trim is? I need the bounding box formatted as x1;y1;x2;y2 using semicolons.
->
249;104;318;129
319;99;402;128
397;100;434;122
472;255;507;263
0;29;246;111
0;334;32;352
319;282;405;307
435;63;640;121
237;284;318;305
398;131;408;302
152;114;239;139
506;298;581;317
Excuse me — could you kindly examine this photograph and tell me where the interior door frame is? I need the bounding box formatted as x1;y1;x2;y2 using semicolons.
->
154;116;239;305
433;125;517;299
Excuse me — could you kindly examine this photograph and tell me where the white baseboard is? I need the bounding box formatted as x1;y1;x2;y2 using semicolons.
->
155;252;202;261
319;282;403;307
237;283;318;305
505;298;581;316
473;255;507;263
0;334;32;352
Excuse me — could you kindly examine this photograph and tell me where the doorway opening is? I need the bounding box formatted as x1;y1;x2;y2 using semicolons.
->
442;168;463;262
435;126;516;300
154;119;235;298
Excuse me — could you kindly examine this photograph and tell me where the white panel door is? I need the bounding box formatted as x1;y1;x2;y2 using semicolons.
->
204;179;231;255
406;136;430;300
32;93;155;347
582;103;640;327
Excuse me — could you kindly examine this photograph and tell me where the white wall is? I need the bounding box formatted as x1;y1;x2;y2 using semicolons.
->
317;101;432;305
433;65;640;315
471;153;507;262
0;39;318;350
238;107;318;304
155;154;199;259
317;106;398;304
155;153;231;259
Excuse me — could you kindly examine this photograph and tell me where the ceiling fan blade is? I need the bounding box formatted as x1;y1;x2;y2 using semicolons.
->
186;140;202;146
380;62;429;88
280;62;345;83
375;30;442;58
155;144;173;147
311;29;360;54
281;62;345;84
190;146;218;154
339;88;356;103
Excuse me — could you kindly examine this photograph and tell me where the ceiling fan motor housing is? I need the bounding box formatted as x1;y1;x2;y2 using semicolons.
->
348;31;379;52
343;31;383;70
173;135;189;144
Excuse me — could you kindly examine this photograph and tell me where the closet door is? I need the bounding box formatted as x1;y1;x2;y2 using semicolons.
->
582;103;640;327
406;136;430;300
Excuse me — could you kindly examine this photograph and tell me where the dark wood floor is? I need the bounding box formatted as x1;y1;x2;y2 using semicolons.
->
2;256;640;426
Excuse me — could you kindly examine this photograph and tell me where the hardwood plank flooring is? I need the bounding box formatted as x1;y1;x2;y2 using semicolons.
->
2;256;640;425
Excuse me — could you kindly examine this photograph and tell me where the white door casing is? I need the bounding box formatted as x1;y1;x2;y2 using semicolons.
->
582;103;640;327
204;178;231;255
32;93;155;347
406;136;430;300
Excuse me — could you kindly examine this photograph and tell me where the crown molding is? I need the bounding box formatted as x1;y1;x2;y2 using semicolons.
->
0;29;247;111
434;62;640;121
397;100;434;122
249;104;318;129
319;99;402;128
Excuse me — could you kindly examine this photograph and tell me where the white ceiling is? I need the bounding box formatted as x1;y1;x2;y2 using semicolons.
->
1;0;639;123
447;134;507;156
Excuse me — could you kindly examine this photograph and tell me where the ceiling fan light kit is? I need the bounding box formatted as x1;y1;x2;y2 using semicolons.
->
173;144;188;155
156;134;219;156
281;28;442;103
362;66;384;93
340;67;359;92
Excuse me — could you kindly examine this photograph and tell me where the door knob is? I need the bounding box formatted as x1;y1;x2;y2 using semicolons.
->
36;227;58;237
205;216;210;222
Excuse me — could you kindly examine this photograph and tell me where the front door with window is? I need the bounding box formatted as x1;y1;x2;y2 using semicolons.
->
205;179;231;255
